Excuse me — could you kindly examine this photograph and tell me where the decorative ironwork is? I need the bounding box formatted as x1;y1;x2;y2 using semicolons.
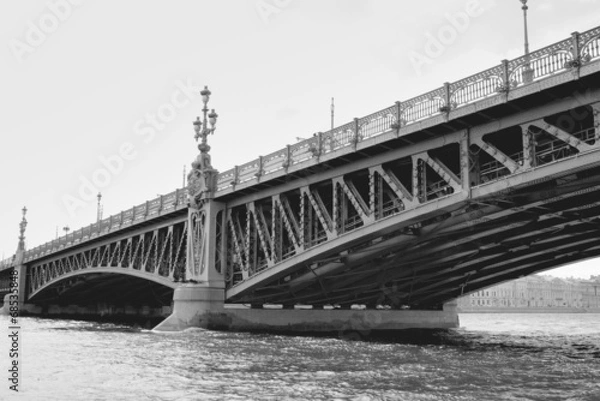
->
27;220;188;298
17;188;187;264
188;86;219;208
188;210;206;278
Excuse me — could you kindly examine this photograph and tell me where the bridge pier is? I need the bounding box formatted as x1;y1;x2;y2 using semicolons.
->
152;284;227;331
153;289;459;334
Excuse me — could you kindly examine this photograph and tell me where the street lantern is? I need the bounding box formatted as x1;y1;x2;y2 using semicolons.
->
96;192;103;222
208;109;218;127
194;86;218;146
187;85;220;205
200;86;211;105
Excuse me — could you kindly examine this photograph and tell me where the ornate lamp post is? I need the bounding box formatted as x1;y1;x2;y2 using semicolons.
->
17;206;28;252
96;192;103;222
154;85;225;330
520;0;534;83
188;85;219;207
185;85;222;282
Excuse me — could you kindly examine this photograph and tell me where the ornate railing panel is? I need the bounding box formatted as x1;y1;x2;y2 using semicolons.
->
580;29;600;61
359;106;396;139
27;220;188;297
401;88;446;124
450;65;504;108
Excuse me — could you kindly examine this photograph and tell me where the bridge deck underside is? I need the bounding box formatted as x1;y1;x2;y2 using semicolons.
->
226;162;600;309
29;273;174;307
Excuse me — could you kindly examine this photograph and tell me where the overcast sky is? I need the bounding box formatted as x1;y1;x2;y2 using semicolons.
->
1;0;599;279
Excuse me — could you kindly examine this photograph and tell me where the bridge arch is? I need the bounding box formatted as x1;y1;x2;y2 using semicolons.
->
28;267;178;306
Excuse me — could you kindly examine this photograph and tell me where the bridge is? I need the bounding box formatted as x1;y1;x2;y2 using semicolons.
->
2;25;600;333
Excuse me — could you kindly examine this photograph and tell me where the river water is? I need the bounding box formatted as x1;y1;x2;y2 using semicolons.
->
1;313;599;400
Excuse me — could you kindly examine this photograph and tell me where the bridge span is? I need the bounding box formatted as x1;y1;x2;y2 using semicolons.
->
2;25;600;334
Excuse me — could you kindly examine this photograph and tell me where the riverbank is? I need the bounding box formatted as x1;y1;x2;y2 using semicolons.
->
458;307;600;313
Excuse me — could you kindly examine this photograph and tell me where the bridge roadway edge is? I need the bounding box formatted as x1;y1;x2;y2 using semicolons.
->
152;284;459;334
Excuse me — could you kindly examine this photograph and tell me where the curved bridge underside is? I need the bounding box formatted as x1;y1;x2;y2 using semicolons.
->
26;219;187;307
28;268;176;307
226;159;600;308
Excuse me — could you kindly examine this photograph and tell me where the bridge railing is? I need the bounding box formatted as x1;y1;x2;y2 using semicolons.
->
23;187;188;262
215;25;600;193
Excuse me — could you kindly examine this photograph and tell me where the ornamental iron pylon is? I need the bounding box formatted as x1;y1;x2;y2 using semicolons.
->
185;86;223;283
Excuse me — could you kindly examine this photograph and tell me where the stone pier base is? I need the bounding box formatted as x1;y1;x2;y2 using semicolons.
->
153;284;225;331
153;285;459;334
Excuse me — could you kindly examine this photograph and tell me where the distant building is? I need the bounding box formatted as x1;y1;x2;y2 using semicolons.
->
457;275;600;311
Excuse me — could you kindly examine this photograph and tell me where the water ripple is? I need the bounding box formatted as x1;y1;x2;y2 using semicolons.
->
1;314;599;400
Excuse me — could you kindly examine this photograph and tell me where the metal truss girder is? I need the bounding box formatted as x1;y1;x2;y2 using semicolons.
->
229;163;600;304
471;137;522;174
247;203;274;267
226;191;469;300
227;214;247;280
27;221;187;299
370;166;417;208
274;195;302;253
226;131;466;209
525;119;595;153
412;152;462;193
333;177;372;223
141;231;158;272
301;187;335;240
474;148;600;197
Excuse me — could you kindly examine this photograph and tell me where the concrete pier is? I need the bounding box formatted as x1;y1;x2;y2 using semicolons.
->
153;284;459;334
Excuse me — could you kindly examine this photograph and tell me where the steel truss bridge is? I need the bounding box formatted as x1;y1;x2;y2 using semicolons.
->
2;26;600;313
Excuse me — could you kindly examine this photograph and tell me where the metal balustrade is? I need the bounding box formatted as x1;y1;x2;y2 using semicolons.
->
214;26;600;193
